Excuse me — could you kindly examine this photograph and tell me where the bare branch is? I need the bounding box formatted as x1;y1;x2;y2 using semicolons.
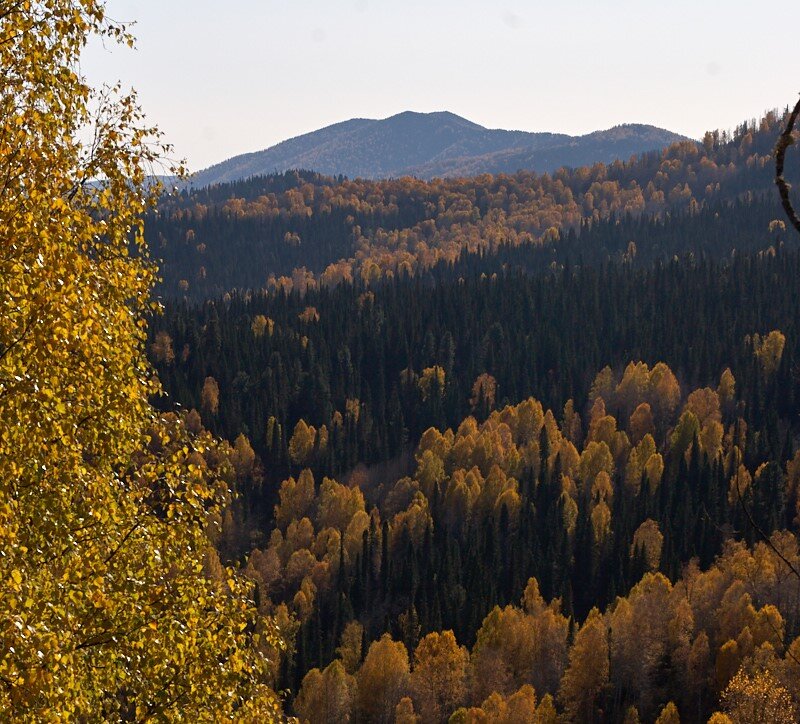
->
734;461;800;582
775;94;800;236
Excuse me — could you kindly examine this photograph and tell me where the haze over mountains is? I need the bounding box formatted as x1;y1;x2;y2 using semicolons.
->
189;111;690;187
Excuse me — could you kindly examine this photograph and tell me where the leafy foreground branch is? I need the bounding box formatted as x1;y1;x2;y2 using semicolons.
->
0;1;286;719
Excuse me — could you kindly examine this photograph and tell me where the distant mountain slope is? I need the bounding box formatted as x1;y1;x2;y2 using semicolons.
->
189;111;688;186
407;123;692;178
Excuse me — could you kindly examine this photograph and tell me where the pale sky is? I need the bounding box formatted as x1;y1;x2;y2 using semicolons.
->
82;1;800;172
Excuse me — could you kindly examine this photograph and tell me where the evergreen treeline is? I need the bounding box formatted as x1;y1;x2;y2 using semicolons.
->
152;238;800;498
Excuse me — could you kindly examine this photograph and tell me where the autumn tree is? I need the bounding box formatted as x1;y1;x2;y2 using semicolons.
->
275;468;317;530
623;706;641;724
337;620;365;674
631;519;664;571
251;313;274;338
151;330;175;364
654;701;680;724
0;2;282;718
536;694;559;723
718;368;736;416
629;402;655;444
357;634;410;723
298;306;320;323
720;667;797;723
469;605;534;703
558;608;609;722
394;697;420;724
295;659;357;723
409;630;468;721
201;375;220;415
752;330;786;377
521;577;570;696
289;419;318;466
419;366;446;401
470;373;497;415
231;432;257;483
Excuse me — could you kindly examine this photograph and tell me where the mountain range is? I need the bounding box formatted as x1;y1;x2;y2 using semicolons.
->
188;111;690;187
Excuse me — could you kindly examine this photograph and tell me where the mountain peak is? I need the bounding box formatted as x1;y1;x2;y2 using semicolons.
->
189;112;690;187
388;110;469;120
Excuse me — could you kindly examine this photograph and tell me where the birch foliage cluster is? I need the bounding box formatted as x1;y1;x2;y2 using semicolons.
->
0;1;284;719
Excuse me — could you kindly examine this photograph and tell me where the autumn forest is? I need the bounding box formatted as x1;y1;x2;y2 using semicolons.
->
136;108;800;722
3;2;800;722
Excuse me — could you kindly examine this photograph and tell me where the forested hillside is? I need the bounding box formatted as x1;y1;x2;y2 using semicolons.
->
152;242;800;481
134;102;800;722
150;111;797;299
150;183;800;720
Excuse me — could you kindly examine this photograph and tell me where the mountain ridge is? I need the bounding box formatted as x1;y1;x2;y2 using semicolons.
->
189;111;690;187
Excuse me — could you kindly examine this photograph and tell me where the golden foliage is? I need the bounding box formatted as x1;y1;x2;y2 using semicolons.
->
251;313;275;338
629;402;655;444
721;667;797;723
288;419;319;466
295;659;356;723
0;2;283;718
752;330;786;377
337;620;365;675
631;519;664;570
718;368;736;411
357;634;410;723
558;608;609;722
409;630;468;722
201;375;220;415
470;373;498;413
419;365;446;400
394;696;420;724
298;305;320;324
151;330;175;364
654;701;680;724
